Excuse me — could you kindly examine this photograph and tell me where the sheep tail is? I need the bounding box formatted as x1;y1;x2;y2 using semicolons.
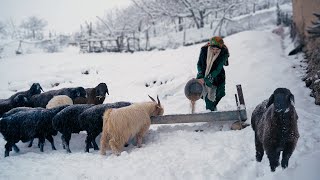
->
100;109;113;155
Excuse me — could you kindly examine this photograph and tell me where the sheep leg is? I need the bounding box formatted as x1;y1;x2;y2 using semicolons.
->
109;138;122;156
85;135;93;153
4;141;14;157
39;137;45;152
28;138;34;147
12;144;20;153
46;135;56;150
63;133;72;153
61;135;66;149
255;134;264;162
91;132;100;150
100;133;111;155
281;142;296;169
266;149;280;172
136;124;150;148
38;138;41;148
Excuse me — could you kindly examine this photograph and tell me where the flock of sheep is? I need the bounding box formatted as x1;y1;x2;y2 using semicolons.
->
0;82;299;172
0;82;163;158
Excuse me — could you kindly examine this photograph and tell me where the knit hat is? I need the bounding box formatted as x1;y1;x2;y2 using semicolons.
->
209;36;225;49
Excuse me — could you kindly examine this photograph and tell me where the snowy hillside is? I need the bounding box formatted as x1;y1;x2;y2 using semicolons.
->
0;28;320;180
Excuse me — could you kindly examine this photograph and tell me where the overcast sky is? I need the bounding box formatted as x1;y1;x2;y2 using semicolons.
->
0;0;132;34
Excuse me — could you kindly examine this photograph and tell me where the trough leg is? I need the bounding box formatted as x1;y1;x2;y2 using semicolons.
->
255;134;264;162
4;142;14;157
12;144;20;153
39;137;45;152
266;149;280;172
281;142;296;169
46;135;56;150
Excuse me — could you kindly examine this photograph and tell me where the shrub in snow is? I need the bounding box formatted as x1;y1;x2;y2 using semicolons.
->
251;88;299;172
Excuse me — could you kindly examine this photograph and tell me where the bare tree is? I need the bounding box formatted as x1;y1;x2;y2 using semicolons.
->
20;16;47;39
0;21;6;35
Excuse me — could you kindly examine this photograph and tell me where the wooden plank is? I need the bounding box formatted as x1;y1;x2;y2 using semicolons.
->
151;109;247;125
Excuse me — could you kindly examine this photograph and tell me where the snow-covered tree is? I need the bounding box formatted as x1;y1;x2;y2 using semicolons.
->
20;16;47;40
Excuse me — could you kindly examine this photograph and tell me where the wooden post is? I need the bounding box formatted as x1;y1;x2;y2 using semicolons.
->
183;29;186;46
236;84;245;106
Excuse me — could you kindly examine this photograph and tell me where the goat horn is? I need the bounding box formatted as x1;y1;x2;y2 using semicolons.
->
148;95;156;102
157;95;161;106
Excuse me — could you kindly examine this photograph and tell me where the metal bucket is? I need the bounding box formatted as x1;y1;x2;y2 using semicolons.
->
184;78;203;101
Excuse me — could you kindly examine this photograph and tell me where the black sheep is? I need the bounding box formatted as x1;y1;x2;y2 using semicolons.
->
74;83;109;105
0;105;68;157
9;83;43;100
2;107;46;148
52;104;95;153
251;88;299;172
0;83;43;117
78;101;132;152
30;87;87;108
0;94;30;117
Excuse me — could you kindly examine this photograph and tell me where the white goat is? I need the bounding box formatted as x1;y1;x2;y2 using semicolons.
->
100;95;164;155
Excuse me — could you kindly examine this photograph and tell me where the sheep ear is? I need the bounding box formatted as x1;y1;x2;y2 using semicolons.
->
148;95;156;102
290;94;295;106
266;94;274;108
157;95;161;107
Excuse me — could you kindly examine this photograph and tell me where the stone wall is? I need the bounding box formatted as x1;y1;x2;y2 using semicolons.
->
292;0;320;104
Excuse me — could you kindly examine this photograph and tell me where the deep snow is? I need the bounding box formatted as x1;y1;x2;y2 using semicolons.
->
0;29;319;180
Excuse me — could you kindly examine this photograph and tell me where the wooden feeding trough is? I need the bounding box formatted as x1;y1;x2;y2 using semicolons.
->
151;84;248;130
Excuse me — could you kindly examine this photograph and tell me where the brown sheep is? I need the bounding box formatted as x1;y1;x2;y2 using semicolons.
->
100;95;163;155
74;83;109;105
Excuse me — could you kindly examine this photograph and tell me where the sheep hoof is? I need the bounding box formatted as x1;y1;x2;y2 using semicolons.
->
94;147;99;150
194;129;204;132
13;145;20;153
4;151;9;157
52;147;57;150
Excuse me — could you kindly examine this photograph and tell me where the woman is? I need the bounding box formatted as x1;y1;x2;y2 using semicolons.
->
196;36;229;111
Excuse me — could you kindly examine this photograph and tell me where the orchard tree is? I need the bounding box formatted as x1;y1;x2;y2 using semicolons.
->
20;16;47;39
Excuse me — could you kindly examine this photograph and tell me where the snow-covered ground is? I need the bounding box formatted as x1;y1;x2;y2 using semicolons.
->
0;28;319;180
